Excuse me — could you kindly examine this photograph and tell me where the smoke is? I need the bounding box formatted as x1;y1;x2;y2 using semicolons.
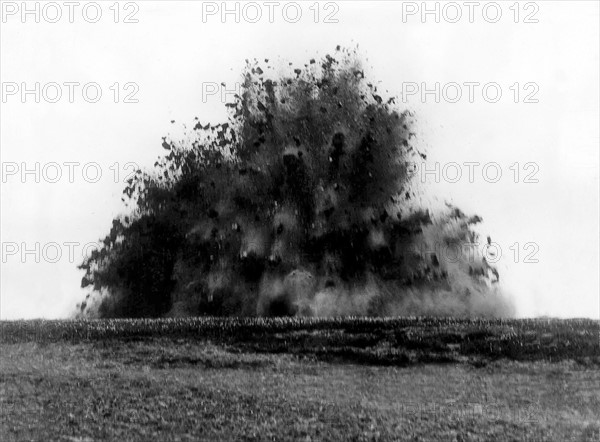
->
234;205;515;319
78;46;515;319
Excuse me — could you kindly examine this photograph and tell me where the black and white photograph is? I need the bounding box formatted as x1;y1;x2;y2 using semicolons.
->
1;1;599;440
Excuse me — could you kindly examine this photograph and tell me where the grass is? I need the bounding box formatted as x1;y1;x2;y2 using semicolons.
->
1;318;599;441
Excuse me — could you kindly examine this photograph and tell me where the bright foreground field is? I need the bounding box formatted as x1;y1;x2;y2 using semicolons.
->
1;318;599;441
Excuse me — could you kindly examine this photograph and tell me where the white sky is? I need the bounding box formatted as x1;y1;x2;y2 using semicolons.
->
1;1;598;319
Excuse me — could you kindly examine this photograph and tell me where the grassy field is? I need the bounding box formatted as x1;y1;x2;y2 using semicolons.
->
1;318;599;441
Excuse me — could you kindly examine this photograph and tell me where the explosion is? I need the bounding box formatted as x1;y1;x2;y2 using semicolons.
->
77;47;514;319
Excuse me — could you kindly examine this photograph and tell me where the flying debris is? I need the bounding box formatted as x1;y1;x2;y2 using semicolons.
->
78;47;513;319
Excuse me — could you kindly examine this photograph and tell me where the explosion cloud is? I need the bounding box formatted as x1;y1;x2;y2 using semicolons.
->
77;47;515;319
